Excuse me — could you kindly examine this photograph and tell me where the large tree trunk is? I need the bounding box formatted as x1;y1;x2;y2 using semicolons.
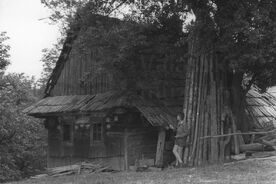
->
182;30;247;166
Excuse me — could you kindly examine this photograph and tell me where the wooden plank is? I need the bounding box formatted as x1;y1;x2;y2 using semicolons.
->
232;116;240;155
155;128;166;167
200;129;276;139
124;128;129;170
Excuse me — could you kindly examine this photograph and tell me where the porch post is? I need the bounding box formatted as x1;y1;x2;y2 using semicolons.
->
155;127;166;167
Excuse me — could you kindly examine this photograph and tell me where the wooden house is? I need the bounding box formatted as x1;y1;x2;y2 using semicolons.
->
24;13;276;169
24;14;186;170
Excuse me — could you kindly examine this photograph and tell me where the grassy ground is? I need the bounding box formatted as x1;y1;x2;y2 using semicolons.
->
8;155;276;184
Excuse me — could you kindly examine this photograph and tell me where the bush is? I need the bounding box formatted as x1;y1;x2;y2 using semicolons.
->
0;74;47;182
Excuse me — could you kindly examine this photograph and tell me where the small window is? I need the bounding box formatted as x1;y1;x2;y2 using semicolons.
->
91;123;103;143
63;124;72;142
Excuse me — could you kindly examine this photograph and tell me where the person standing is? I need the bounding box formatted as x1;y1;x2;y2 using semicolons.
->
172;113;190;167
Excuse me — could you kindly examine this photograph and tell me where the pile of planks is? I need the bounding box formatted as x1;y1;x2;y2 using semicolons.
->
239;127;276;152
47;162;110;177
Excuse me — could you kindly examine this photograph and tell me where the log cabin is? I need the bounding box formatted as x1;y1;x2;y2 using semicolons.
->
24;14;186;170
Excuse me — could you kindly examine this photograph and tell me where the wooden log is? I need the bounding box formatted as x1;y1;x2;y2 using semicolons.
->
258;139;276;150
200;129;276;139
239;143;264;152
184;36;197;165
155;128;166;167
183;35;195;120
187;55;196;141
202;56;209;164
218;94;225;162
47;164;80;174
210;54;219;163
190;57;201;163
195;56;205;165
207;59;212;164
231;116;240;155
190;55;200;165
202;105;208;164
197;56;205;165
183;54;191;121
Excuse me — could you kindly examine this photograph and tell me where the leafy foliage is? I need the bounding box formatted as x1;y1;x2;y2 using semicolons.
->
41;0;131;31
70;14;185;93
0;32;10;71
210;0;276;91
0;73;47;182
41;1;186;93
0;33;47;182
42;0;276;92
37;39;63;94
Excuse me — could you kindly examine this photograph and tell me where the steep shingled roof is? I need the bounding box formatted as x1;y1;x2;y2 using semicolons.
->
44;14;124;97
246;89;276;128
267;86;276;98
24;91;176;128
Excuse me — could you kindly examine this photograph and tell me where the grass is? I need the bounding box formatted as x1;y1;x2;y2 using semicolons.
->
7;156;276;184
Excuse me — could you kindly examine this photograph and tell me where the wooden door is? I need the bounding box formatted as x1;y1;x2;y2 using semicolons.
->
74;125;90;158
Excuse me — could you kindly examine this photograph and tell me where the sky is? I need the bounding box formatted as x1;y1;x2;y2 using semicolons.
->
0;0;60;79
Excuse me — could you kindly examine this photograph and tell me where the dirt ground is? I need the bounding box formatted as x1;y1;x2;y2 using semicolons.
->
8;154;276;184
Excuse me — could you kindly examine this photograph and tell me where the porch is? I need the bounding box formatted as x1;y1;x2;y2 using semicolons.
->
24;91;177;170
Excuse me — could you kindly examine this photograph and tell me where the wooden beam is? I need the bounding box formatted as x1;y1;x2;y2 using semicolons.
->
106;130;156;137
31;111;107;118
200;129;276;139
155;128;166;167
124;128;129;171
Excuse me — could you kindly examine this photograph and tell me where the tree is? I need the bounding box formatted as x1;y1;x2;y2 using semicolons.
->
0;32;10;71
42;0;276;165
0;33;46;182
0;73;47;182
178;0;276;165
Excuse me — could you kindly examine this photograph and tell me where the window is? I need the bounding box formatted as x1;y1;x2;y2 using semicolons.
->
59;116;74;143
91;123;103;143
63;124;72;142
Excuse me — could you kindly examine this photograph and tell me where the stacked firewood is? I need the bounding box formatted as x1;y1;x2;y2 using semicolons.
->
47;162;110;177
